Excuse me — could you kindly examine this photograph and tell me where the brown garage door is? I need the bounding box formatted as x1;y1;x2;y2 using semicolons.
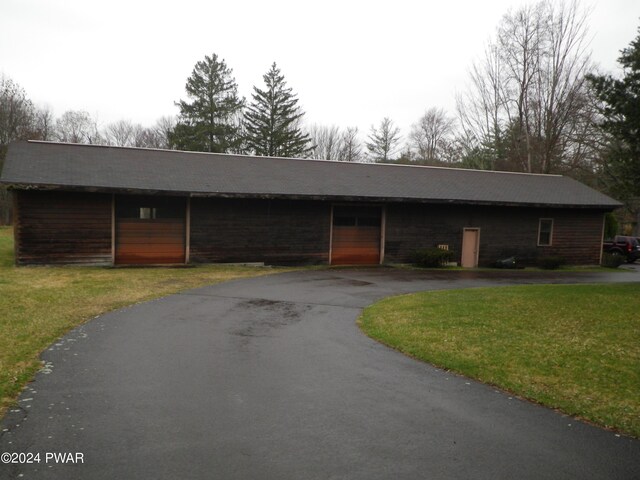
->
115;196;187;265
331;206;382;265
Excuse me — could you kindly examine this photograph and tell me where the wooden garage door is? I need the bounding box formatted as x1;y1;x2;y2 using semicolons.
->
115;196;186;265
331;206;382;265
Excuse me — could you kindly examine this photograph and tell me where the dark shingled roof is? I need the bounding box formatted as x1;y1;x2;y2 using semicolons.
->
0;141;620;209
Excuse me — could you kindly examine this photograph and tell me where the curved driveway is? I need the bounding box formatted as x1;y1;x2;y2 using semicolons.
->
2;268;640;479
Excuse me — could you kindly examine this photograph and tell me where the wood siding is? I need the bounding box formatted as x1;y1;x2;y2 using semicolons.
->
536;212;605;264
384;204;604;266
115;219;185;264
190;198;330;265
14;190;112;265
331;205;382;265
331;226;380;265
114;195;186;265
11;191;606;267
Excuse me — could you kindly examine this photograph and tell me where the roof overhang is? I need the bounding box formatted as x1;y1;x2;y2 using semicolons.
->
3;182;620;210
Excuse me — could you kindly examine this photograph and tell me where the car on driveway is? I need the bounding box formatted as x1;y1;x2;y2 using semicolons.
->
603;235;640;263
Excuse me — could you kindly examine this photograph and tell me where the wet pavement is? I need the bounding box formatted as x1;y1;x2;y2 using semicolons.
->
1;267;639;479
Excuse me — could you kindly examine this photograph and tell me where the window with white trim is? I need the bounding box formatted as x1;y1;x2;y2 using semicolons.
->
538;218;553;246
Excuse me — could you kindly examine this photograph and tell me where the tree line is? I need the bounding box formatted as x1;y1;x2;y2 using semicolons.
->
0;0;639;229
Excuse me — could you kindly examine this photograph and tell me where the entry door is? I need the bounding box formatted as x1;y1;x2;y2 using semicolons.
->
115;196;187;265
331;206;382;265
461;228;480;268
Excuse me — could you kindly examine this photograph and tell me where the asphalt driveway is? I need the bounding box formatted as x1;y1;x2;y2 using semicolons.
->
1;268;639;479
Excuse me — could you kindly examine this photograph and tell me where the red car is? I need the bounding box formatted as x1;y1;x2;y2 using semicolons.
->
603;235;640;263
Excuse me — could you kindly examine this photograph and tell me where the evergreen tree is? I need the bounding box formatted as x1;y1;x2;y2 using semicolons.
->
170;54;244;153
244;63;312;157
366;117;401;162
588;27;640;200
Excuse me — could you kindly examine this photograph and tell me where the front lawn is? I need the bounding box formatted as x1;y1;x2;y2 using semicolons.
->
0;227;292;417
359;283;640;437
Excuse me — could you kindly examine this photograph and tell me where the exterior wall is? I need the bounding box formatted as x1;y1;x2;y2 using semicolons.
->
384;203;605;266
537;210;605;264
14;190;112;265
10;191;606;267
190;198;331;265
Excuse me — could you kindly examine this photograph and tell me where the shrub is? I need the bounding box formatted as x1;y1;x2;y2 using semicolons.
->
412;248;456;268
537;256;566;270
601;252;625;269
604;212;619;240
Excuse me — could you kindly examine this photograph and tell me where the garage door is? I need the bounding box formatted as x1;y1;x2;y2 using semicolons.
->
115;196;187;265
331;206;382;265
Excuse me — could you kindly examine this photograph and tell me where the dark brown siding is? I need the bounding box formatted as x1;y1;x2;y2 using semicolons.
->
190;198;330;265
11;191;606;267
536;211;604;264
384;204;604;266
14;190;112;265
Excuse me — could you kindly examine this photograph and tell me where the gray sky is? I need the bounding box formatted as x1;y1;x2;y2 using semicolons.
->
1;0;638;140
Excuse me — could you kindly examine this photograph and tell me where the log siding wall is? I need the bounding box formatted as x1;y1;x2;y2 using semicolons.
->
384;203;604;266
14;190;112;265
190;198;331;265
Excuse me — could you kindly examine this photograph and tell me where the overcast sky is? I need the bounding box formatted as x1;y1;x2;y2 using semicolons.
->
1;0;638;140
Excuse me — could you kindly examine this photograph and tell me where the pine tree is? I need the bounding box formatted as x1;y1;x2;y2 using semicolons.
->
244;63;312;157
588;28;640;200
366;117;401;162
170;54;244;153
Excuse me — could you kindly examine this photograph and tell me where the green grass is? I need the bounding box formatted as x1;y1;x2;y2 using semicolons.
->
0;227;293;417
359;283;640;437
389;263;623;273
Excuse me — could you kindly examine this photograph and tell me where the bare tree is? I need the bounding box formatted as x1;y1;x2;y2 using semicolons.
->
457;0;595;174
409;108;456;164
56;110;103;144
0;75;35;146
105;118;182;149
148;116;176;149
338;127;363;162
33;106;55;141
0;75;38;224
366;117;401;162
307;124;342;160
105;119;136;146
306;125;364;162
456;43;505;170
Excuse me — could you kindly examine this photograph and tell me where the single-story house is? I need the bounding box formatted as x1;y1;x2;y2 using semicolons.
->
0;141;620;267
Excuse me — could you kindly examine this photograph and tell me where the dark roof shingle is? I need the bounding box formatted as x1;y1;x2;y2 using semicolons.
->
0;141;621;208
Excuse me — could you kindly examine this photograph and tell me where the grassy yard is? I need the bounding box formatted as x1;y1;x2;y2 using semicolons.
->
359;283;640;437
0;226;292;417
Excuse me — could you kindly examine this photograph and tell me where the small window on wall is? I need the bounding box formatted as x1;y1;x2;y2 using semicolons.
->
333;206;382;228
538;219;553;246
333;215;357;226
139;207;157;219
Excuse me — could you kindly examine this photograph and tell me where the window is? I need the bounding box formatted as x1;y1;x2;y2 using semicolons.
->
333;215;357;226
332;206;382;227
115;196;186;219
139;207;157;219
538;219;553;246
357;216;381;227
